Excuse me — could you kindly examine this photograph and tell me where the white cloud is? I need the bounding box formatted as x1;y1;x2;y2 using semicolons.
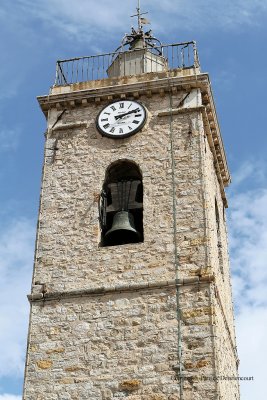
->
229;160;267;399
0;218;35;378
12;0;267;44
229;187;267;307
0;395;21;400
231;160;267;188
235;306;267;399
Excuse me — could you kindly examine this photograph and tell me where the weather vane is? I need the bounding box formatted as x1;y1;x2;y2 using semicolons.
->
131;0;150;31
113;0;162;54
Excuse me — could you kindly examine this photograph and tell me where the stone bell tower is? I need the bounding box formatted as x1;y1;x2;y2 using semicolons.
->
23;5;240;400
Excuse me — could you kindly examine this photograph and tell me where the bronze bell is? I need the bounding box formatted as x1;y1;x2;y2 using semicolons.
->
104;211;140;246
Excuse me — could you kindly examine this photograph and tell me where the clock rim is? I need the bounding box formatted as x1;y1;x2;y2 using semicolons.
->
96;99;147;139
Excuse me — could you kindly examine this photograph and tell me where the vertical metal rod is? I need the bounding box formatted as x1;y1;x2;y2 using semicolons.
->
55;62;59;86
81;58;84;81
71;60;74;84
76;60;79;83
66;62;69;84
105;55;108;78
117;182;121;211
122;181;125;210
193;41;200;69
187;45;190;66
108;54;112;77
86;57;89;81
127;180;132;210
121;181;125;210
137;0;141;30
112;53;115;76
92;57;95;80
166;74;184;399
121;181;124;210
129;50;132;75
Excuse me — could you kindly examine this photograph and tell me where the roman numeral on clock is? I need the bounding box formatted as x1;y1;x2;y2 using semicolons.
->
101;118;109;122
110;127;115;133
120;103;124;108
119;128;123;134
103;123;110;129
132;120;139;124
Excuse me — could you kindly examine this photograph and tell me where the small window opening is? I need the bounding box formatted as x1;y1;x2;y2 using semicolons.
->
99;160;143;247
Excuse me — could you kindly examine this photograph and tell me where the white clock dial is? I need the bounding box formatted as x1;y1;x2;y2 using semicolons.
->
96;100;147;138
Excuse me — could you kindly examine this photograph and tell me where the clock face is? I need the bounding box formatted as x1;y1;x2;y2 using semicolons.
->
96;100;147;138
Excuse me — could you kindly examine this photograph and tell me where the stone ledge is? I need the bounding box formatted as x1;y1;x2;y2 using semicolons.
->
37;73;209;114
157;105;205;116
27;275;215;303
49;121;87;132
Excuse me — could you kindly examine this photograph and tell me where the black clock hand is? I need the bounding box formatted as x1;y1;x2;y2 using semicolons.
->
115;108;140;120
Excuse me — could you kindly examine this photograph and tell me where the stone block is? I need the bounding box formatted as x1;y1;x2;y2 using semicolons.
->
36;360;53;369
119;379;141;391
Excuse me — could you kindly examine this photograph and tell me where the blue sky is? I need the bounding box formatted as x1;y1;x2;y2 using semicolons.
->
0;1;267;399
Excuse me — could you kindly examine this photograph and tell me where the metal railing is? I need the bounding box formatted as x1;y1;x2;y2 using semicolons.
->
54;41;200;86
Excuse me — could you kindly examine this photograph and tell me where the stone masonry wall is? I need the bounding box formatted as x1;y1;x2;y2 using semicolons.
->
24;285;218;400
200;119;239;398
33;94;207;292
24;87;239;399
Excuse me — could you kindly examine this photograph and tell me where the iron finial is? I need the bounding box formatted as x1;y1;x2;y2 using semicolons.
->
131;0;149;33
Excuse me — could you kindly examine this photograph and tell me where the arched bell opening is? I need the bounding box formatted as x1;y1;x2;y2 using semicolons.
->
99;160;144;247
